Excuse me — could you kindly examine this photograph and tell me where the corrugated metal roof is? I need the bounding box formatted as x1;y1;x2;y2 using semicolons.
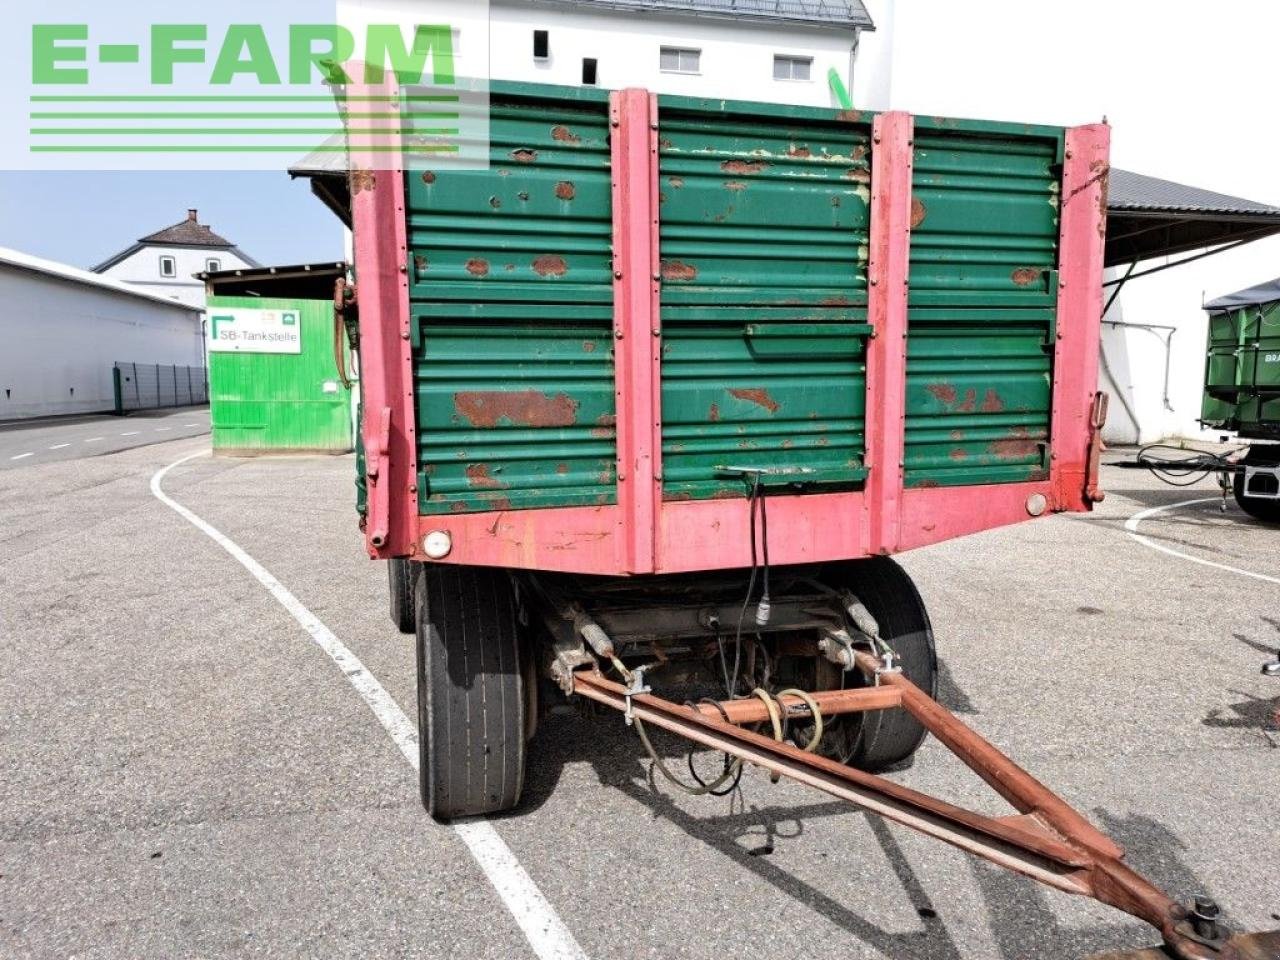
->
530;0;874;28
1109;168;1280;217
0;246;202;312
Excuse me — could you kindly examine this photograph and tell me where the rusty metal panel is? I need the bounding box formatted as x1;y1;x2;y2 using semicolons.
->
905;120;1064;487
655;96;873;500
406;84;617;514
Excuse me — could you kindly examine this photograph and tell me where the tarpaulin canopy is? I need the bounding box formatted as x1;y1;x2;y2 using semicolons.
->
1204;277;1280;313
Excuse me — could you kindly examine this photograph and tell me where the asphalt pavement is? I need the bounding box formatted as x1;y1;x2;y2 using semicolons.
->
0;407;210;469
1;436;1277;959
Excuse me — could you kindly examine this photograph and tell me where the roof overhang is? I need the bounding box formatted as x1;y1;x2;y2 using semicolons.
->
1105;168;1280;267
199;261;348;300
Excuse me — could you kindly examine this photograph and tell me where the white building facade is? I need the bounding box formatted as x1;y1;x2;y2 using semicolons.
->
0;249;204;421
92;210;259;309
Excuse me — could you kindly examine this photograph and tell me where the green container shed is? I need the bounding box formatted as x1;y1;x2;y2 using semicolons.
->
202;262;353;455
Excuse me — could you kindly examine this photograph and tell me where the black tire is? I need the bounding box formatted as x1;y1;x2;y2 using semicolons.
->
388;559;416;634
415;565;526;820
1233;447;1280;523
817;556;937;772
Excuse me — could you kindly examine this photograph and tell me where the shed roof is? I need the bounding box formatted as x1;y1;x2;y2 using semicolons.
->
198;261;348;301
524;0;874;28
1106;168;1280;265
0;246;202;312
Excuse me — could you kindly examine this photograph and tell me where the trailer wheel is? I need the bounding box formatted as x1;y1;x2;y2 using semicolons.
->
817;557;937;772
1233;447;1280;523
388;559;417;634
415;565;526;820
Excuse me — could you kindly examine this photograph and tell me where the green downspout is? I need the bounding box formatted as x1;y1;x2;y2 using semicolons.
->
828;68;854;111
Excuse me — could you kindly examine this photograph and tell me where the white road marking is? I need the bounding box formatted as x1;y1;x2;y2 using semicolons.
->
121;431;140;436
49;443;70;450
10;453;33;461
1125;497;1280;586
85;437;103;443
155;427;172;432
151;450;587;960
183;424;200;428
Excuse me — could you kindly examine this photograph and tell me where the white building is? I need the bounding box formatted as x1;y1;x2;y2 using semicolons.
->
91;210;259;309
0;248;204;421
486;0;873;104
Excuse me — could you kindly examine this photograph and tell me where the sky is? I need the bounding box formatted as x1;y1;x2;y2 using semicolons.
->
0;171;344;269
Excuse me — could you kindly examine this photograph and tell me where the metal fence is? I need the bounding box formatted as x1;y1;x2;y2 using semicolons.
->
113;362;209;414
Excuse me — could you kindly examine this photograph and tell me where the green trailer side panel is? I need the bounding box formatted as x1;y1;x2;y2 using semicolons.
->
1201;301;1280;437
905;126;1062;487
407;87;616;515
208;296;352;453
656;95;873;500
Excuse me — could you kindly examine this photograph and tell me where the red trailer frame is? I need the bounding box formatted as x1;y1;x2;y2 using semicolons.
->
352;89;1109;575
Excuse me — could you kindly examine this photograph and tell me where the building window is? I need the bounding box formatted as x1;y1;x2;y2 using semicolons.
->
660;46;700;75
533;30;549;60
159;255;176;278
582;58;598;86
206;258;221;272
774;54;813;81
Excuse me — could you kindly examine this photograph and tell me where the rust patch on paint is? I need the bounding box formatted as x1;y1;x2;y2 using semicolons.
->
666;491;694;502
721;159;768;175
414;255;428;273
988;428;1040;460
420;170;435;185
788;145;812;159
954;389;977;413
555;463;569;475
465;258;490;278
708;402;720;422
454;390;579;428
465;464;504;489
591;413;617;438
510;148;538;163
711;489;741;500
517;191;530;202
927;382;957;406
1011;267;1041;287
662;259;698;281
350;169;376;194
449;500;469;512
914;479;941;489
980;389;1004;413
729;387;780;414
582;340;596;353
831;195;842;207
949;448;968;462
489;196;502;209
533;254;568;277
551;125;581;144
836;109;863;123
820;295;850;307
724;180;748;192
843;168;871;183
659;137;673;150
555;180;576;200
850;144;867;161
950;429;965;441
596;467;614;485
505;263;516;272
910;198;927;229
668;175;685;188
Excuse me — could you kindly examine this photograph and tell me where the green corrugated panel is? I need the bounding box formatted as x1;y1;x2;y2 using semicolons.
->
407;85;616;515
1201;301;1280;435
656;94;872;500
905;123;1063;487
208;296;353;453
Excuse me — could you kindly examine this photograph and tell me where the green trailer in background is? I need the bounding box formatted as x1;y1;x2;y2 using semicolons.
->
1202;277;1280;520
202;263;353;456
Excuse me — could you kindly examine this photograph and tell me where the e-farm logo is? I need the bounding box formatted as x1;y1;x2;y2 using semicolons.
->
6;1;490;171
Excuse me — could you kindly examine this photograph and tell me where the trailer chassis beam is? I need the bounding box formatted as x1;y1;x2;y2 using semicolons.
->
571;662;1273;960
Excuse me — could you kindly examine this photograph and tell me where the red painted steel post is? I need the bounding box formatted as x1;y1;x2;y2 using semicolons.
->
349;78;419;559
1050;124;1110;512
609;89;661;574
864;112;915;555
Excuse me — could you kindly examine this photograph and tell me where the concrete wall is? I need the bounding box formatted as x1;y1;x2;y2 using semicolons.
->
0;265;204;420
99;245;255;309
853;0;1280;445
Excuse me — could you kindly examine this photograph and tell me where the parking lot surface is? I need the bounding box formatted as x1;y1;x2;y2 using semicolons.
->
0;408;210;469
1;437;1276;959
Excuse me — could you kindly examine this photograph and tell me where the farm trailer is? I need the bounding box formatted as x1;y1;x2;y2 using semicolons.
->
324;81;1277;960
